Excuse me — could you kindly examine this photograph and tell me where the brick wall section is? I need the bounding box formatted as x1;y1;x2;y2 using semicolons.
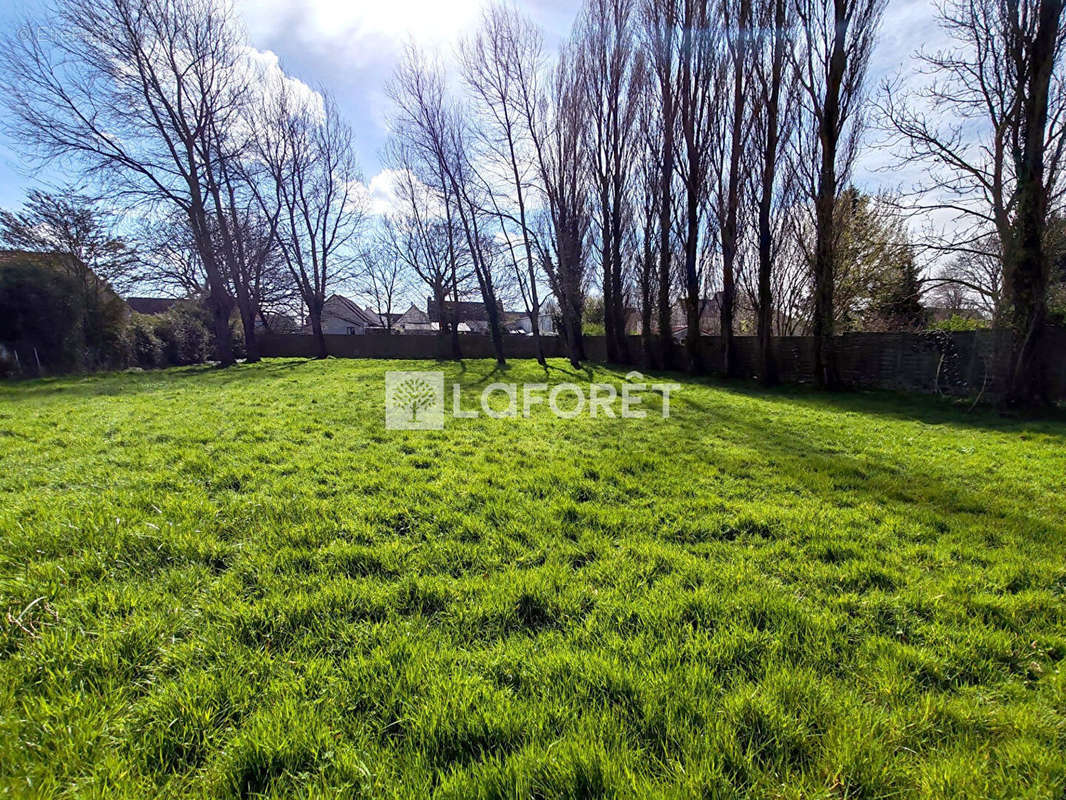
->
258;328;1065;400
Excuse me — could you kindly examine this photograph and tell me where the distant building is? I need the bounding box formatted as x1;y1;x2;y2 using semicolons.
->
503;310;555;335
424;296;557;335
317;294;383;335
254;312;299;334
426;296;505;333
394;303;435;334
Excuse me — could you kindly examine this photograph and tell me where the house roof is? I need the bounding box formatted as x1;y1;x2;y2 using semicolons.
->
324;294;382;328
426;296;504;323
126;297;179;315
397;304;431;325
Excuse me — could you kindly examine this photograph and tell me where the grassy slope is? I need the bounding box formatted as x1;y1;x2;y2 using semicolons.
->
0;359;1064;799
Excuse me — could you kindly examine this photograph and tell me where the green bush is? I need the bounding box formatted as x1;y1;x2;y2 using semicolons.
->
125;303;219;369
0;257;82;374
0;254;134;374
929;314;984;332
1049;282;1066;325
0;254;131;375
127;314;163;368
151;302;212;366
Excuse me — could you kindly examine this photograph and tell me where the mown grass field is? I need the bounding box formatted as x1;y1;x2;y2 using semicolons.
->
1;358;1064;799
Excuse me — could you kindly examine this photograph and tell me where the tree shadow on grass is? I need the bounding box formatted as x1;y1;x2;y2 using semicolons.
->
0;358;321;399
670;389;1066;546
665;371;1066;437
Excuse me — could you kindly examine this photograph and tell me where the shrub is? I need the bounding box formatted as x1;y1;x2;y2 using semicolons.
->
151;302;212;366
0;253;132;375
1;255;88;374
929;314;984;332
127;314;164;368
1049;282;1066;326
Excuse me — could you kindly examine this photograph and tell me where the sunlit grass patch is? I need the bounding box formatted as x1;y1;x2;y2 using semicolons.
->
1;358;1064;798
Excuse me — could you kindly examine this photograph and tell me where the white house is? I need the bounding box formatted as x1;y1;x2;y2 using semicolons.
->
318;294;383;335
507;312;555;335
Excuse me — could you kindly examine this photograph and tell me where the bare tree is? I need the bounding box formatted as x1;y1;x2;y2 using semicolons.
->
929;235;1006;321
740;211;814;335
676;0;722;372
748;0;797;383
577;0;644;364
771;226;814;334
530;49;593;368
380;153;470;356
224;209;294;336
359;239;409;333
461;5;549;365
882;0;1065;405
641;0;681;368
389;46;508;366
478;17;595;368
713;0;753;376
135;212;208;297
0;0;253;365
793;0;885;386
252;86;364;358
633;70;664;365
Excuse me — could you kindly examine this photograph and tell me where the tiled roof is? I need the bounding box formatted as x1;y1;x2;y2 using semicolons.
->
324;294;381;327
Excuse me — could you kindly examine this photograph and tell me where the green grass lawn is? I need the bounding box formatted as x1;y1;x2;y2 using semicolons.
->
1;359;1065;799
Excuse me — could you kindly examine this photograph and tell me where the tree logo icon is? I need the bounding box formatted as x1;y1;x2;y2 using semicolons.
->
394;377;436;421
385;371;445;430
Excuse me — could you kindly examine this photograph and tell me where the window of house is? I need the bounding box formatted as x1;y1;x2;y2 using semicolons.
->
346;326;356;335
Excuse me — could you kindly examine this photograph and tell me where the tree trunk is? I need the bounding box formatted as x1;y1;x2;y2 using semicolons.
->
757;0;785;387
1003;0;1063;408
757;189;776;384
684;191;702;373
811;0;847;390
234;284;260;364
209;293;236;366
485;298;507;367
641;309;654;370
656;43;676;372
641;231;656;369
720;0;750;379
602;219;618;363
530;314;546;366
309;306;327;359
610;194;629;364
564;276;585;368
187;210;235;367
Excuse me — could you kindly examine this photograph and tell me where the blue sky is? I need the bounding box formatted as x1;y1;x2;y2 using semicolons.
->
0;0;945;212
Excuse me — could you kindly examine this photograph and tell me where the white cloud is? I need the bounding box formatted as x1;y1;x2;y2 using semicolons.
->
241;47;324;118
236;0;487;65
367;168;406;216
352;168;411;217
